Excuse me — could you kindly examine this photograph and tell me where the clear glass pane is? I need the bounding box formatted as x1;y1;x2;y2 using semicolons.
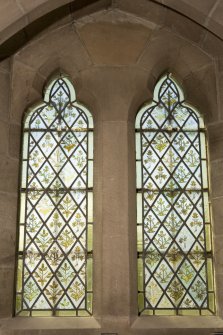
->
88;191;93;223
16;259;23;293
87;224;93;251
137;258;143;292
16;294;22;313
137;193;142;224
22;132;29;159
205;224;211;252
32;311;52;316
78;310;89;316
208;292;215;313
87;258;92;291
155;310;176;316
88;132;93;160
202;160;208;188
207;258;214;291
20;193;26;224
55;311;74;316
21;162;27;189
87;293;92;313
141;309;153;315
135;132;141;160
136;161;142;189
201;309;213;316
179;309;200;316
204;192;210;222
137;225;143;252
138;292;144;312
200;132;207;159
88;160;93;188
18;311;30;317
18;226;24;252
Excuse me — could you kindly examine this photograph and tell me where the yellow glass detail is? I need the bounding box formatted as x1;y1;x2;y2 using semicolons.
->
178;309;200;316
137;258;143;292
138;293;144;312
137;225;143;252
87;258;93;291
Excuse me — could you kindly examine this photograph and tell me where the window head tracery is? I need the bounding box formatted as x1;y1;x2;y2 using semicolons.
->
136;74;215;316
15;75;93;317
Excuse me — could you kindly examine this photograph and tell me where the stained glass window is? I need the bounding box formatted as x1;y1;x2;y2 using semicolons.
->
15;75;93;317
136;74;215;316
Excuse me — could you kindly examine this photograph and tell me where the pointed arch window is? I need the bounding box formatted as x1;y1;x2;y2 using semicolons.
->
136;74;215;316
15;75;93;317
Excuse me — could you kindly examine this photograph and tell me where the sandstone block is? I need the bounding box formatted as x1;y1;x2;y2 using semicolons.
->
78;21;151;66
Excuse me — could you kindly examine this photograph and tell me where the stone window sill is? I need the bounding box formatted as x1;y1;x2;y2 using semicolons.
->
0;317;100;330
131;316;223;330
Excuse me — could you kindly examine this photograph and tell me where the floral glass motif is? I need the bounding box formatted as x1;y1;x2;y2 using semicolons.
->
136;74;215;316
15;76;93;317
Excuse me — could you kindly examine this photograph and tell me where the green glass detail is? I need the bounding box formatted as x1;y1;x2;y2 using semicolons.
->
16;76;94;316
136;74;215;315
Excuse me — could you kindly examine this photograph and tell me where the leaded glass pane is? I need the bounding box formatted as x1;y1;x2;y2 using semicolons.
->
15;76;93;317
136;74;215;315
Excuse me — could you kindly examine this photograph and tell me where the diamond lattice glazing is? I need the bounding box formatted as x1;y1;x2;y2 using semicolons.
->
136;74;215;315
16;76;93;317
